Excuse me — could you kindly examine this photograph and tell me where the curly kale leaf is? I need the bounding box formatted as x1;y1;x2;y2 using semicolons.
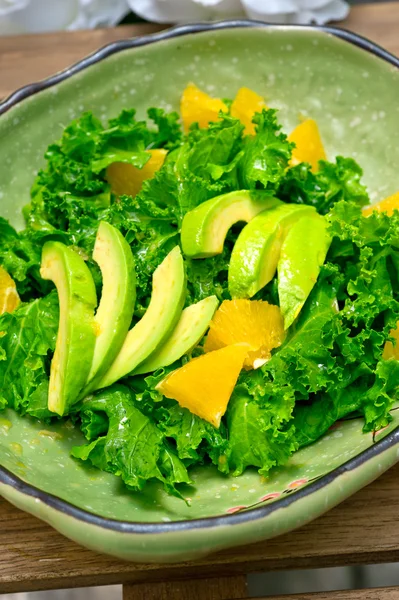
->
278;157;369;214
0;292;59;420
72;385;192;499
238;109;294;191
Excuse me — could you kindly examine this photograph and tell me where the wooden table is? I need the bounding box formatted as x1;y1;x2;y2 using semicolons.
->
1;4;399;599
0;2;398;100
2;463;399;598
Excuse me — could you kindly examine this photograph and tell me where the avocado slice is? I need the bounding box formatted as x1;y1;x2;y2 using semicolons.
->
134;295;219;375
96;246;186;389
229;203;316;299
81;222;136;396
40;241;97;416
181;190;280;258
278;213;331;329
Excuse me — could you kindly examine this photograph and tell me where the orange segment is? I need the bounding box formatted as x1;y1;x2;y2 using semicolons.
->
363;191;399;217
157;344;249;427
204;300;285;369
181;83;228;132
0;266;20;315
106;149;167;197
230;87;267;135
289;119;326;172
383;326;399;360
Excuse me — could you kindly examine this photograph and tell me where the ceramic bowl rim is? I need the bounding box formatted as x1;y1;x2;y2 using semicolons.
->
0;20;398;534
0;20;398;115
1;424;399;532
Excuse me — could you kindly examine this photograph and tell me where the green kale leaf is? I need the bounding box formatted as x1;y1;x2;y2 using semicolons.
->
26;108;182;245
238;109;294;191
147;107;182;149
278;156;369;214
0;292;59;419
71;385;192;499
226;388;297;476
0;218;52;299
158;403;229;470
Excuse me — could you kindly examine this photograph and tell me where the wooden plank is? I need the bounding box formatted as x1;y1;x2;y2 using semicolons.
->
0;23;164;99
123;576;247;600
0;2;398;100
336;2;399;57
2;462;399;593
263;587;399;599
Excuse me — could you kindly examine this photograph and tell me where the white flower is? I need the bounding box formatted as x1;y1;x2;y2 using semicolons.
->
0;0;130;35
127;0;349;25
0;0;350;36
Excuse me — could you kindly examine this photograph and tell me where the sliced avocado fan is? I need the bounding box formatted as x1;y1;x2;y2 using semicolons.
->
81;221;136;396
40;241;97;416
96;246;186;389
134;295;219;375
229;203;316;299
181;190;280;258
278;213;331;329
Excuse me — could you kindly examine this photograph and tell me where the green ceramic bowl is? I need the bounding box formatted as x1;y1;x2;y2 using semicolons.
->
0;22;398;563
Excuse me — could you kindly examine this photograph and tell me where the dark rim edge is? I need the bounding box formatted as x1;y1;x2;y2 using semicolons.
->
0;20;398;116
0;19;398;535
2;424;399;533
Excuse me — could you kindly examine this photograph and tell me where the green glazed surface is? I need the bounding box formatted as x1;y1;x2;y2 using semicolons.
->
0;25;398;562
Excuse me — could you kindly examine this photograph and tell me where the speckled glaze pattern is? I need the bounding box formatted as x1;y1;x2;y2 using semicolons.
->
0;22;398;562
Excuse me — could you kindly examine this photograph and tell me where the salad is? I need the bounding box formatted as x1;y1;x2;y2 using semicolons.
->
1;83;399;502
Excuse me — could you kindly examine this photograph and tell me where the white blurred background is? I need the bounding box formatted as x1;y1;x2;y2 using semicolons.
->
0;0;351;36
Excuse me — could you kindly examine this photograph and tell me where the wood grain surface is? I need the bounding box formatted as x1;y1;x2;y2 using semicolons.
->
0;2;398;99
123;576;247;600
263;588;399;600
1;461;399;593
123;582;399;600
0;23;165;100
336;1;399;56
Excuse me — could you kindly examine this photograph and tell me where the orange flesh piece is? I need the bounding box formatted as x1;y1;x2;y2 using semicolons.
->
106;149;167;197
383;327;399;360
156;344;249;428
181;83;228;132
363;191;399;217
289;119;326;172
204;299;285;369
0;266;20;315
230;87;267;135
